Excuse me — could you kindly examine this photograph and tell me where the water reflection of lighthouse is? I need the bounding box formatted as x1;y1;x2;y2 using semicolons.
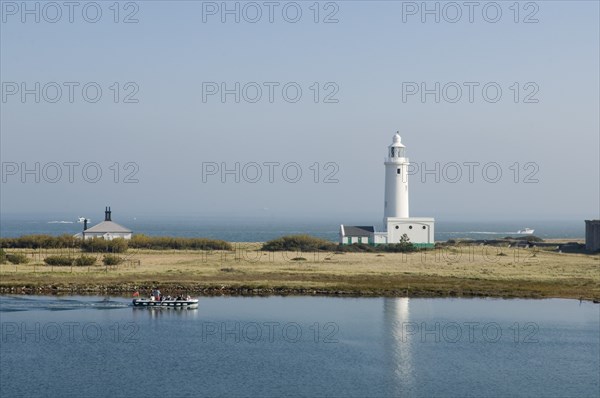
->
383;297;415;396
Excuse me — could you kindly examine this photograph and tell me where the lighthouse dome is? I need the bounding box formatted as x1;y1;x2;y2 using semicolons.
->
391;132;405;147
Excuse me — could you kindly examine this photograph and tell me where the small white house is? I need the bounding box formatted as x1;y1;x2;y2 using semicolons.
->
75;207;132;240
339;226;375;245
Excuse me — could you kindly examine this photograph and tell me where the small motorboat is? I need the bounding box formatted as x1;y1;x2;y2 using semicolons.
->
132;297;199;309
517;228;535;235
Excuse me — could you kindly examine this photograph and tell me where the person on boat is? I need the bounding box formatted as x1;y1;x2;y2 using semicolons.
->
186;295;191;301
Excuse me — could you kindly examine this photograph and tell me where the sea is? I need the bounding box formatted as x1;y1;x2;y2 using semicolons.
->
0;214;587;242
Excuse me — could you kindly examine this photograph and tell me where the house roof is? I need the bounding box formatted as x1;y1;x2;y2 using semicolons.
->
84;221;132;234
342;226;375;237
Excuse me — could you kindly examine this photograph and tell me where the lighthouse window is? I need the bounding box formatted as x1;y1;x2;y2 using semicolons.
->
422;226;426;229
397;168;401;174
395;226;399;229
409;225;413;229
390;148;395;157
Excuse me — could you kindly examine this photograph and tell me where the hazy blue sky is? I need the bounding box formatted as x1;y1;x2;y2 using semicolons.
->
1;1;598;223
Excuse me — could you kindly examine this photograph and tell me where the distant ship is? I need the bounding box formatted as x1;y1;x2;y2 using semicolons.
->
77;217;89;223
517;228;535;235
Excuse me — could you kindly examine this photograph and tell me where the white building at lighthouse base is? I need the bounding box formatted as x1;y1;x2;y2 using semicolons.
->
375;217;435;246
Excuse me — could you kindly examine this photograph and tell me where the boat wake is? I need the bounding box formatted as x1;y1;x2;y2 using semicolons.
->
0;296;129;312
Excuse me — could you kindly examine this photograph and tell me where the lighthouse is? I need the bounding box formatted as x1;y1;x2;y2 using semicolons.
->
339;131;435;247
384;132;410;225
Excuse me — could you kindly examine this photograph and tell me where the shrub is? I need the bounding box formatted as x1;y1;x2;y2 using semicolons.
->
262;235;337;252
74;255;96;266
367;235;418;253
379;243;418;253
128;234;232;250
514;235;544;243
0;248;7;264
103;255;124;265
6;253;30;264
82;238;128;253
55;234;80;248
0;234;79;249
44;255;74;266
1;234;233;252
290;257;307;261
336;243;376;253
336;235;418;253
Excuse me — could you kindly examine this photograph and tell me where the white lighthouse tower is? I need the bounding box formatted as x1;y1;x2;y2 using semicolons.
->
339;131;435;247
384;132;410;224
382;132;435;246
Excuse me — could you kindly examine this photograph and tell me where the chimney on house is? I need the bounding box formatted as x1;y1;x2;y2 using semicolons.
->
105;206;112;221
84;219;88;231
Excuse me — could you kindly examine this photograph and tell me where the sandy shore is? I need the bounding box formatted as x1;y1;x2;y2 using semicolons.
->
1;243;598;300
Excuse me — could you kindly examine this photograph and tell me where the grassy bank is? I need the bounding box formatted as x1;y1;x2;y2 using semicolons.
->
1;242;598;300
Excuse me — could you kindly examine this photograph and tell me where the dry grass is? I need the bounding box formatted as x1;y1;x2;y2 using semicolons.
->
1;244;598;299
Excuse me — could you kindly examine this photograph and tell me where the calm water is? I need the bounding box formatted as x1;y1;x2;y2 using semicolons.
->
0;215;586;241
0;296;598;397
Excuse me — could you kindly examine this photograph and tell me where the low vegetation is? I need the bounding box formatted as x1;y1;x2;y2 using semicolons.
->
128;234;232;251
0;234;79;249
5;253;30;264
262;234;419;253
338;235;418;253
511;235;544;243
262;235;338;252
44;255;74;266
0;234;232;253
102;255;124;266
439;236;545;248
336;243;418;253
41;253;116;266
74;255;97;266
81;238;128;253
